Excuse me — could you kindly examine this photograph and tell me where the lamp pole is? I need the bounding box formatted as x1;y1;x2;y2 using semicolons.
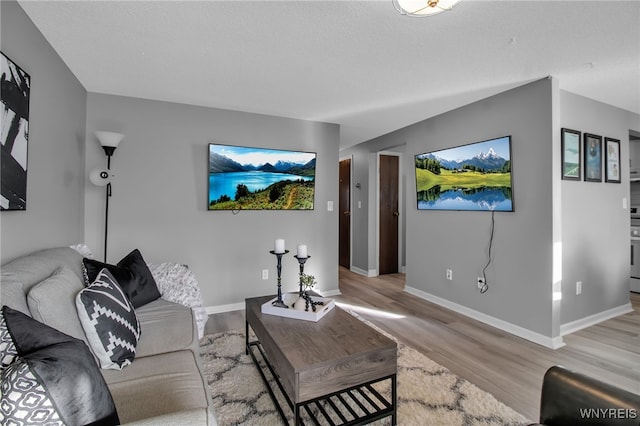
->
103;153;112;263
94;131;123;263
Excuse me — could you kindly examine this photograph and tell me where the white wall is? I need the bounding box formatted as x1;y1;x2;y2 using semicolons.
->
85;93;340;309
1;0;87;263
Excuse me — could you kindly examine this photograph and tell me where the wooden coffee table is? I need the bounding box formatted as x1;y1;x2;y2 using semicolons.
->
245;295;397;425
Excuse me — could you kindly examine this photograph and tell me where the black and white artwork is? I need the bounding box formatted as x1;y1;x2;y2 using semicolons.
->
1;52;30;210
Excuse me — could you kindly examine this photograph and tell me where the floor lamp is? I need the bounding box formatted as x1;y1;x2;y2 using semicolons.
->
90;131;124;262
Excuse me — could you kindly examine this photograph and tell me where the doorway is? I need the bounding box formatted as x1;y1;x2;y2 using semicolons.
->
378;153;400;275
339;158;351;268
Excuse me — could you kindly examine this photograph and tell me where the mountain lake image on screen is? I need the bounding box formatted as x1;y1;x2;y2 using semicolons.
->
414;136;513;211
208;144;316;210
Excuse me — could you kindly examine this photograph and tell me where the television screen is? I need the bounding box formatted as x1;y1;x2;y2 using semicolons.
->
208;144;316;210
414;136;513;211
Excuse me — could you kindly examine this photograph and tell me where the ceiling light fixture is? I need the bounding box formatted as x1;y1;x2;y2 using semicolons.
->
392;0;462;17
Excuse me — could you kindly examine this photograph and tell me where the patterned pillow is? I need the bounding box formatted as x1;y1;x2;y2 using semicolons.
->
76;268;141;370
2;360;63;425
0;313;18;371
0;306;120;425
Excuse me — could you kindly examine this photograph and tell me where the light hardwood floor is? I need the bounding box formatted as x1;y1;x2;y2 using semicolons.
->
204;267;640;421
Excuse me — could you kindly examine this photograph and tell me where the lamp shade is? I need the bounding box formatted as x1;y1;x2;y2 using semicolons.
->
392;0;462;16
94;131;124;148
89;168;112;187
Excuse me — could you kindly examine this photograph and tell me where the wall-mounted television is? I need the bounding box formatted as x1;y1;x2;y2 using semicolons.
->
414;136;513;211
208;144;316;210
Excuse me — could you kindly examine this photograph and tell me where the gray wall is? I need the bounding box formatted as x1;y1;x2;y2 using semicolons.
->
85;93;340;309
345;79;559;339
405;79;556;337
341;141;407;275
1;0;87;263
343;78;639;342
559;91;639;324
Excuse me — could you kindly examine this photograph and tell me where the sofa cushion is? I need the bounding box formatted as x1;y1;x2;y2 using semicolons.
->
135;298;198;358
0;306;120;426
83;249;161;308
76;268;141;370
26;266;88;343
1;247;85;295
0;272;30;316
102;350;210;423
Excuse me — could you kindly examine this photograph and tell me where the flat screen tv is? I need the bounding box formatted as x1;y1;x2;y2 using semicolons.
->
208;144;316;210
414;136;513;211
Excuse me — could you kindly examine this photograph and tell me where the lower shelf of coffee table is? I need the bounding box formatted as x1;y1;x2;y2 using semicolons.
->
247;340;397;426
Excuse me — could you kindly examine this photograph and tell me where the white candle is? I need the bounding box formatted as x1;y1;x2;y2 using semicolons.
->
297;244;308;258
274;239;285;254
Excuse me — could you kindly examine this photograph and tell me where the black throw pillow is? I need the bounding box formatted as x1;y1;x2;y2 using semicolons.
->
1;306;120;426
83;248;161;308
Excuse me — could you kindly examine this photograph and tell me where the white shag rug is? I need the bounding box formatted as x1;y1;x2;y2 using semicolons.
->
199;321;531;426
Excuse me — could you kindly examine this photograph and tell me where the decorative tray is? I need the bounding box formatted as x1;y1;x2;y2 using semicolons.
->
261;292;335;322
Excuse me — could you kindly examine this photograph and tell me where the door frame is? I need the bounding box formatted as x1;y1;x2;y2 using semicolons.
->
376;151;403;276
339;154;354;270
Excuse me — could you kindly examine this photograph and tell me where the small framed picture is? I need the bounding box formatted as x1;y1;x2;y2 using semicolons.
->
584;133;602;182
605;137;621;183
561;128;581;180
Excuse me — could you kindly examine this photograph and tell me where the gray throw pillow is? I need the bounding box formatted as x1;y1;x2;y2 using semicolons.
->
27;267;87;343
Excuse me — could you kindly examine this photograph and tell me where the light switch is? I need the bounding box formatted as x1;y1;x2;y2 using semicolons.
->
327;201;334;211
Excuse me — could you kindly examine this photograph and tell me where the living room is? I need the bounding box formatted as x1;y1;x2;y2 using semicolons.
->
1;0;639;424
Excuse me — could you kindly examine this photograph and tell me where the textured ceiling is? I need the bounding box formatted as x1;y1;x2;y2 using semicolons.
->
17;1;640;148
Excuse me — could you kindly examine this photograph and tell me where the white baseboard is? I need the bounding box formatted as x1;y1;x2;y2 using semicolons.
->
350;266;377;277
318;288;342;297
560;303;633;336
205;302;244;315
404;286;566;349
204;288;342;315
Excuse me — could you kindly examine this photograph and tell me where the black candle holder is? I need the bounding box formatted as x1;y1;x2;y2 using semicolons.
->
292;255;325;312
270;250;289;308
293;255;310;296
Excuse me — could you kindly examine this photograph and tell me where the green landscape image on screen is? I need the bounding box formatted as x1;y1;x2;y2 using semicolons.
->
415;136;513;211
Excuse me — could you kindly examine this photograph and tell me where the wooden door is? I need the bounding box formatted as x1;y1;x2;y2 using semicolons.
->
339;159;351;268
379;155;399;275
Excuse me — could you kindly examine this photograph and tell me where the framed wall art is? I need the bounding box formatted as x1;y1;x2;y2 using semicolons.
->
561;128;581;180
605;137;621;183
583;133;602;182
1;52;31;210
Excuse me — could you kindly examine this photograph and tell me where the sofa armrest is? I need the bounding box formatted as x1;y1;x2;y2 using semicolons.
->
539;366;640;425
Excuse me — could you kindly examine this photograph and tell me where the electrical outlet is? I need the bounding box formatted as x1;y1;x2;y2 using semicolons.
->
446;269;453;280
576;281;582;295
262;269;269;280
477;277;485;289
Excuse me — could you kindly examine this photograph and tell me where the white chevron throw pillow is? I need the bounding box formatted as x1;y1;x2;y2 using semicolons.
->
76;268;141;370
